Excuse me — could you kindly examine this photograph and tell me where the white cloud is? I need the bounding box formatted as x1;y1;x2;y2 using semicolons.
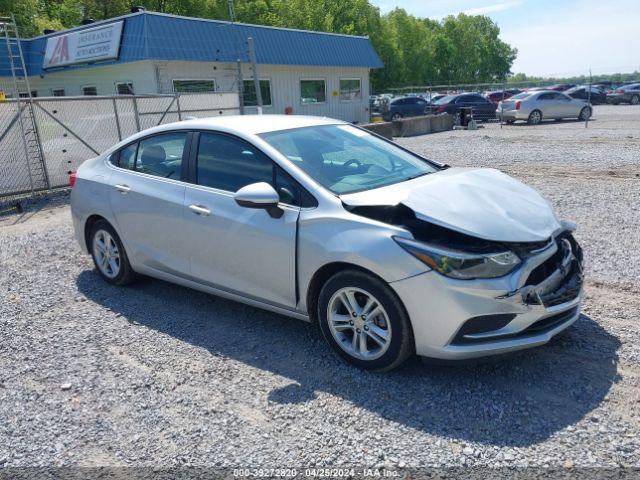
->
462;1;522;16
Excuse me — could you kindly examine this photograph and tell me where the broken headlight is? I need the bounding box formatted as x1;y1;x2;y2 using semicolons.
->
393;237;521;280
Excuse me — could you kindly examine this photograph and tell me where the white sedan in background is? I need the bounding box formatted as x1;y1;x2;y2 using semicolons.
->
498;90;592;125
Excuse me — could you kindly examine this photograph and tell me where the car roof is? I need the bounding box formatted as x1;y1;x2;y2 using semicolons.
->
150;114;347;136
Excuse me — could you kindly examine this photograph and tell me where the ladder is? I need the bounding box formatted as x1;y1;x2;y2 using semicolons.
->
0;15;49;193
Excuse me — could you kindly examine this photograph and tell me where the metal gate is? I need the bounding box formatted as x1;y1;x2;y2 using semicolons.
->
0;92;239;199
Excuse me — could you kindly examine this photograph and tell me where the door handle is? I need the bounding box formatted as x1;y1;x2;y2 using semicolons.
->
188;204;211;216
115;184;130;194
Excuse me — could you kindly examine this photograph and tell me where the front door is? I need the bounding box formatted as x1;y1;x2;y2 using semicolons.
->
183;131;299;308
108;131;191;275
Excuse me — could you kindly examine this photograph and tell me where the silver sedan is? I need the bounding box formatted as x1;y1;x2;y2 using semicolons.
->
497;90;592;125
70;115;584;371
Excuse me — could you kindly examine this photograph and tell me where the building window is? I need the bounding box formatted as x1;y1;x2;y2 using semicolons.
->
115;82;134;95
172;79;216;93
300;79;326;104
31;90;38;98
82;86;97;96
339;78;361;101
242;79;272;107
52;88;65;97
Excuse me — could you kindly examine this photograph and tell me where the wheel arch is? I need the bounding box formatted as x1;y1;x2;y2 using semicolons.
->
84;214;114;253
305;262;393;323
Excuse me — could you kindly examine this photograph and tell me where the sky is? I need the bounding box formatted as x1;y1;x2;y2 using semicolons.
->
368;0;640;77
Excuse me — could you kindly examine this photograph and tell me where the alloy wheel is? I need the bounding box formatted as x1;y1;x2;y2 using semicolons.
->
326;287;392;361
92;229;121;279
529;110;542;124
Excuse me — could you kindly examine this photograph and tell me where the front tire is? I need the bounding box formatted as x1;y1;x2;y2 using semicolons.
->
317;270;414;371
391;112;402;121
579;106;592;121
630;95;639;105
89;220;137;286
527;109;542;125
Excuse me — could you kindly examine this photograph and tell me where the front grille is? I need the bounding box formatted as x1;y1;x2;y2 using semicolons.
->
539;261;583;307
525;232;577;286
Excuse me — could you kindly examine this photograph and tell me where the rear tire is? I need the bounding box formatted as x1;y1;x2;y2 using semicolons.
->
89;220;137;286
317;270;414;371
391;112;402;121
527;109;542;125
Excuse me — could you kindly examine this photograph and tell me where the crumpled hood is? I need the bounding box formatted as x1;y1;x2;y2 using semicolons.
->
341;167;561;242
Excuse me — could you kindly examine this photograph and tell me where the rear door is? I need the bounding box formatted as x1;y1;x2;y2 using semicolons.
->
182;131;300;308
537;92;559;118
108;131;191;275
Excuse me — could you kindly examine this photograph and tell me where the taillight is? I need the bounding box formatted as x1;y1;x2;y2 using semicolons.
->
436;105;446;113
615;89;624;93
69;171;77;187
515;101;521;110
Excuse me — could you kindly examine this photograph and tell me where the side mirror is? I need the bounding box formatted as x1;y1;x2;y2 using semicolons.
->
234;182;283;218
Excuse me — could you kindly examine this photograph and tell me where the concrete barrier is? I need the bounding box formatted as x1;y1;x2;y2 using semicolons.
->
360;121;395;140
361;114;454;139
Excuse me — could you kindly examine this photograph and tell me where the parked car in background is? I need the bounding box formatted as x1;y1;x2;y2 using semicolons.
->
485;88;522;105
565;85;607;105
426;93;497;122
606;83;640;105
428;93;446;104
382;96;429;121
70;115;584;371
497;90;592;125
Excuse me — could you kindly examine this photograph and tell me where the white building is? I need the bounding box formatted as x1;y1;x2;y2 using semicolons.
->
1;10;383;123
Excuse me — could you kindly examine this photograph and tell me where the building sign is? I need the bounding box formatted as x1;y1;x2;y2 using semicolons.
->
43;21;123;69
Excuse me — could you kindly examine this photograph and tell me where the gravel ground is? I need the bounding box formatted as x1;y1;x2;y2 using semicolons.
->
1;105;639;471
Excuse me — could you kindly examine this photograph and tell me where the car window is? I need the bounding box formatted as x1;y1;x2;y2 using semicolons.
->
196;132;273;193
433;95;455;105
115;143;138;169
134;132;187;179
538;93;553;100
275;166;316;207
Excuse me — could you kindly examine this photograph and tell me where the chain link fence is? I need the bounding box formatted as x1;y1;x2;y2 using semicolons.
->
0;92;239;201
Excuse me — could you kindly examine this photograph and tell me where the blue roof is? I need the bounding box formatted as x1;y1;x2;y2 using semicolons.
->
0;11;383;77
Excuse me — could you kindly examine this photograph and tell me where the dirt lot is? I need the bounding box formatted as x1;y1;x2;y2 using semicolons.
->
1;105;639;470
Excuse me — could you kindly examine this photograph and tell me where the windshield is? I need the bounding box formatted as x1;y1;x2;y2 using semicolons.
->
260;124;438;195
433;95;456;105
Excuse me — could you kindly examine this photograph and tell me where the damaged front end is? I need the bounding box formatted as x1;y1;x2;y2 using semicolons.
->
346;202;584;350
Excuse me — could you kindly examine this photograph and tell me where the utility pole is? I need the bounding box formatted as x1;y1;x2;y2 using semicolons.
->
247;36;263;114
227;0;244;114
227;0;235;21
586;68;592;128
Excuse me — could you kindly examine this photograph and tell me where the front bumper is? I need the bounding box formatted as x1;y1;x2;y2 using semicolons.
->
391;231;584;359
